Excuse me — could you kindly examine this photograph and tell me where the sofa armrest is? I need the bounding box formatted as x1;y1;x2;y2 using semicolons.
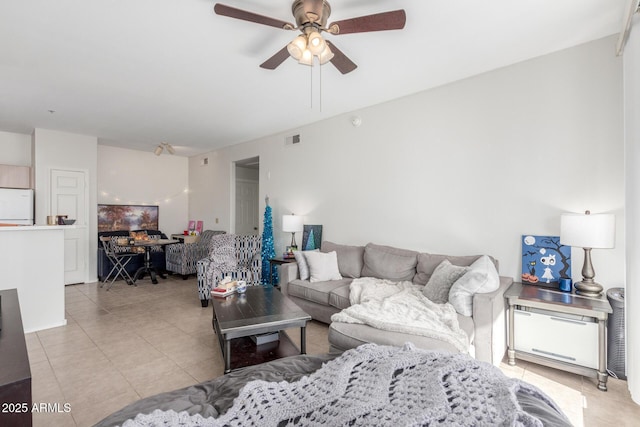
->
279;262;299;296
472;276;513;366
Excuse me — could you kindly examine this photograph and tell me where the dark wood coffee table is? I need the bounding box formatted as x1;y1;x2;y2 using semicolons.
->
211;286;312;373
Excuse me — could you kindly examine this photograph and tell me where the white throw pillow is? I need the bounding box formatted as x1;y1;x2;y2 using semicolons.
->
422;260;469;304
449;255;500;316
293;249;318;281
304;251;343;282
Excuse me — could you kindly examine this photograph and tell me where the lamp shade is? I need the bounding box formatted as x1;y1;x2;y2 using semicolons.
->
307;31;326;56
560;212;615;249
287;35;307;60
318;44;334;65
298;49;313;66
282;215;303;233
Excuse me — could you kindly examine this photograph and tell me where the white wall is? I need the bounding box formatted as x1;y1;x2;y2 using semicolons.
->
0;227;66;332
33;128;98;281
0;130;31;165
97;145;189;236
624;15;640;404
190;36;624;288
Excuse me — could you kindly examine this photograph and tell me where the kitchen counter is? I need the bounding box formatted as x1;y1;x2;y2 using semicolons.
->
0;225;66;332
0;224;72;230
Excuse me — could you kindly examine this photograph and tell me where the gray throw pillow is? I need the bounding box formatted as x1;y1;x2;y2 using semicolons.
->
293;249;318;281
422;260;469;304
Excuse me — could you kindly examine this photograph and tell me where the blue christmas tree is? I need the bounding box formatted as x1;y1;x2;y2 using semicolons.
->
305;228;316;250
261;197;276;286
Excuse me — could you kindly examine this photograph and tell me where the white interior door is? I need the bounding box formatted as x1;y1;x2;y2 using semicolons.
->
235;179;259;235
50;169;87;285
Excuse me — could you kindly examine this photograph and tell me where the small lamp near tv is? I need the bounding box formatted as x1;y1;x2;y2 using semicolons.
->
282;214;303;250
560;210;615;297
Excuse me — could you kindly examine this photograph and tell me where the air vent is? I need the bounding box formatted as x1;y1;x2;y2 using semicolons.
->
285;134;301;145
201;157;209;166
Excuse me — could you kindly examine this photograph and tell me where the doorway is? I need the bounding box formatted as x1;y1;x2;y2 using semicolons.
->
50;168;88;285
234;157;259;236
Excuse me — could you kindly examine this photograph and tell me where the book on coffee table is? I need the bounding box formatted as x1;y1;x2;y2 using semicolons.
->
211;287;235;297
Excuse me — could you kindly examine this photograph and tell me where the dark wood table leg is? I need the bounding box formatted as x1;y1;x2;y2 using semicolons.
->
300;325;307;354
141;247;158;284
132;267;144;283
224;337;231;374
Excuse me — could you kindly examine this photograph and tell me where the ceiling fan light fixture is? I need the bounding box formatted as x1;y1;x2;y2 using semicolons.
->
298;48;313;66
307;31;326;55
214;2;406;74
287;35;307;60
318;44;334;64
154;142;175;156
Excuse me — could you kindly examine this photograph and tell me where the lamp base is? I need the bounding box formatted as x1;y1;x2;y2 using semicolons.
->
574;280;603;297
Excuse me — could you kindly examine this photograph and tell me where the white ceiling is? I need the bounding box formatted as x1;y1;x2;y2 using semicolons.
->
0;1;626;156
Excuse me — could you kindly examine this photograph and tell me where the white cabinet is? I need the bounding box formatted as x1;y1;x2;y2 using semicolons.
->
0;164;31;188
514;308;598;369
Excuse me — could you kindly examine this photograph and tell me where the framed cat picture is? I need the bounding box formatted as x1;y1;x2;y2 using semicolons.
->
521;235;571;288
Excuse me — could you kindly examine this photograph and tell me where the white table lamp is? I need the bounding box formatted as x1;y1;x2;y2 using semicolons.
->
282;214;303;249
560;210;615;297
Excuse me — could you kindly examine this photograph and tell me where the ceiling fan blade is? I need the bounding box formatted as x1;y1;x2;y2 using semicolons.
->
325;41;357;74
327;9;406;35
260;46;290;70
214;3;294;30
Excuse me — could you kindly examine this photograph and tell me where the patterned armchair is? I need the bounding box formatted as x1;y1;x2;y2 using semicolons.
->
197;234;262;307
165;230;226;278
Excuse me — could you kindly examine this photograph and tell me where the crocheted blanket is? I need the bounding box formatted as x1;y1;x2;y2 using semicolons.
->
122;343;565;427
331;278;469;352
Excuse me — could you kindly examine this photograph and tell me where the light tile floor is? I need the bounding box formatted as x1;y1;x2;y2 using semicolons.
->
23;276;639;426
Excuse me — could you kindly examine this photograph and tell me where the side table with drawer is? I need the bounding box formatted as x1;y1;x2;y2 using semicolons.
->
505;282;612;391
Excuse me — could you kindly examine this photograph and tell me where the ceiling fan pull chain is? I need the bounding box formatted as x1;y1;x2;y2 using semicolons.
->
319;59;322;112
310;58;313;109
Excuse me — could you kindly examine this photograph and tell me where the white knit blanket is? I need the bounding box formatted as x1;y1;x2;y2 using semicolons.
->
122;343;566;427
331;277;469;352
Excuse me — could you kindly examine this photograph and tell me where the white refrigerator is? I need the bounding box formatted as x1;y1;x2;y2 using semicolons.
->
0;188;34;225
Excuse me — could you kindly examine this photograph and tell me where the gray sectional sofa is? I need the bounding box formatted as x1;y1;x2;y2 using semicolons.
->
280;241;513;366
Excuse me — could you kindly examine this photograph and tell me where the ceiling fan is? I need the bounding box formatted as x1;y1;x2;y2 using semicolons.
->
214;0;406;74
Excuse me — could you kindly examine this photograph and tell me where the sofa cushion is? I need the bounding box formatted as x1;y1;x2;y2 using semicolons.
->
414;253;498;286
328;284;351;310
305;251;343;282
321;241;365;278
293;249;318;281
449;255;500;316
361;243;418;282
288;279;353;306
328;313;474;354
422;260;469;303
